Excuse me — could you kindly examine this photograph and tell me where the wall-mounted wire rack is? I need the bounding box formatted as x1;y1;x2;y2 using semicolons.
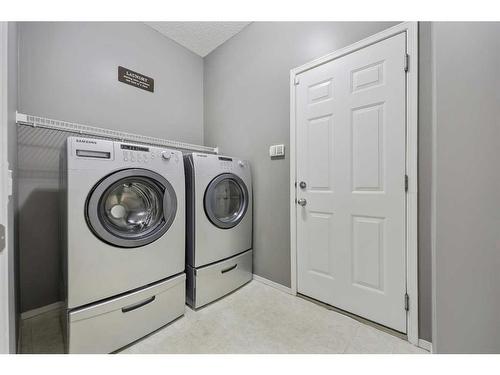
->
16;112;218;154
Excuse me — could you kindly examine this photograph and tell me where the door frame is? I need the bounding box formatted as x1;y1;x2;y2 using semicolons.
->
0;21;12;354
289;22;419;345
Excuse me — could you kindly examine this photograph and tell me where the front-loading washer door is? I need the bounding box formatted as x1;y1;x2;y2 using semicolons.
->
204;173;249;229
86;168;177;248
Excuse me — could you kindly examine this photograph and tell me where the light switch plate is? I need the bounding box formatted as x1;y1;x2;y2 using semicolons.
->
269;144;285;158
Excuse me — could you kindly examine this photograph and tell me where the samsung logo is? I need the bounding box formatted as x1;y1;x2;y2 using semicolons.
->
76;139;97;144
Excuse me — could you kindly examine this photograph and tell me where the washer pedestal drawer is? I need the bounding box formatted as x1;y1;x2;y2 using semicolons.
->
67;273;185;354
187;249;252;309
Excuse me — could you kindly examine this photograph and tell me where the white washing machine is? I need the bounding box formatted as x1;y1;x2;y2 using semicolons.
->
184;153;253;308
62;137;186;353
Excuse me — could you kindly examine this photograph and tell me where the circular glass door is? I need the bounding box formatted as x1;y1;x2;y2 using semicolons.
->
86;169;177;248
204;173;248;229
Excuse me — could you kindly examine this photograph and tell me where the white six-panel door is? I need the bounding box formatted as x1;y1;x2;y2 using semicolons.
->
296;33;407;332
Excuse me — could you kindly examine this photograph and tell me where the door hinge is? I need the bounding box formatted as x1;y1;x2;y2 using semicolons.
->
404;53;409;72
294;76;300;85
405;174;409;192
404;293;410;311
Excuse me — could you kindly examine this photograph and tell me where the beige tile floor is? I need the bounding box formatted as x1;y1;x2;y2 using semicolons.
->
20;280;427;354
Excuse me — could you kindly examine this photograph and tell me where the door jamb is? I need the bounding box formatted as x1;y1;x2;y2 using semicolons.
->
289;22;419;345
0;21;12;354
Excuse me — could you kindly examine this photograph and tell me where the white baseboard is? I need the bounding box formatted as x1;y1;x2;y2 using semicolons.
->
21;301;64;320
418;339;432;352
252;274;294;295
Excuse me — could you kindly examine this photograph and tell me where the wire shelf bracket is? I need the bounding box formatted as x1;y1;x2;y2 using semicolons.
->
16;112;218;154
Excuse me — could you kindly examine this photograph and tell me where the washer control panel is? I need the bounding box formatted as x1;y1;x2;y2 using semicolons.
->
120;143;179;164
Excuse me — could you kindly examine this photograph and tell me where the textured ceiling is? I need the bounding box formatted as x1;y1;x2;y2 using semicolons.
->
145;22;251;57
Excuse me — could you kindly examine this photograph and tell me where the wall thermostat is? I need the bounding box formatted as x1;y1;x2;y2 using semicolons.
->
269;144;285;158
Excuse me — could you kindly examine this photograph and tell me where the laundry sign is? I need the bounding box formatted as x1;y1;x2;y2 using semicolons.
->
118;66;154;93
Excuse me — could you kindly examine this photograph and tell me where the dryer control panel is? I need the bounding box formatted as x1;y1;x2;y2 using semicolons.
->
218;156;246;171
191;152;250;180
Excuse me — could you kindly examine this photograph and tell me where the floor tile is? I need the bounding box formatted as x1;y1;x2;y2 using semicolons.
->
19;281;427;354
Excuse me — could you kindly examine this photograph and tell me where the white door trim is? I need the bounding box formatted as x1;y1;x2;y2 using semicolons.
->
0;21;11;354
418;339;433;353
289;22;419;345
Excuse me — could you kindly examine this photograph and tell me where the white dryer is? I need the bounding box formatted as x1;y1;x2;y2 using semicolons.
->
62;137;186;353
184;153;253;308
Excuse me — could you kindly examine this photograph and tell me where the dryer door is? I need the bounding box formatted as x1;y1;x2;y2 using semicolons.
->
204;173;249;229
86;168;177;248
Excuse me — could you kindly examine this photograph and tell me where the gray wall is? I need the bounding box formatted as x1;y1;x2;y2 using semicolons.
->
432;22;500;353
417;22;433;343
18;22;203;143
17;22;204;312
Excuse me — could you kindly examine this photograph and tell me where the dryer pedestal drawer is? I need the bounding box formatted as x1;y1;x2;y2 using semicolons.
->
187;249;252;309
67;273;185;354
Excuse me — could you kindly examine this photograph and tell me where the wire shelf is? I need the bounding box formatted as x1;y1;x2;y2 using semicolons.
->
16;112;218;154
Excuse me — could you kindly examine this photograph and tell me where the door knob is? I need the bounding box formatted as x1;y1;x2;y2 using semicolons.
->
299;181;307;189
297;198;307;206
